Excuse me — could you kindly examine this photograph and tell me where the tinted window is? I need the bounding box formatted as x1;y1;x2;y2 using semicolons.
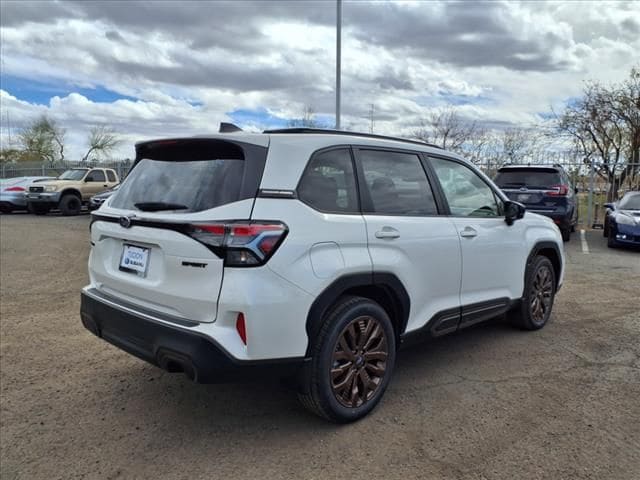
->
494;168;561;188
298;149;358;213
106;170;116;182
111;158;244;213
87;170;106;182
431;158;502;217
359;150;437;216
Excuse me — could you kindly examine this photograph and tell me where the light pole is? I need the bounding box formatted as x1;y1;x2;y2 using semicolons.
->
335;0;342;130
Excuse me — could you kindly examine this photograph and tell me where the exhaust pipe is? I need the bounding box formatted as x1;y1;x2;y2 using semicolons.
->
156;350;197;381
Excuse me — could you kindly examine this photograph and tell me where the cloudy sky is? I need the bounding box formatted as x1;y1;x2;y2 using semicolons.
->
1;0;638;159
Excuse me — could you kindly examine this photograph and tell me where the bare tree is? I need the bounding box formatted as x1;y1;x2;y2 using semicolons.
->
500;127;535;164
460;126;492;165
82;125;121;163
553;67;639;200
19;115;65;165
288;105;324;128
414;106;477;152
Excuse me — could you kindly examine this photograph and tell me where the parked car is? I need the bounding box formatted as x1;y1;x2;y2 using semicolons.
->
0;176;53;213
26;167;119;216
81;128;565;422
88;184;120;211
603;191;640;248
494;164;578;241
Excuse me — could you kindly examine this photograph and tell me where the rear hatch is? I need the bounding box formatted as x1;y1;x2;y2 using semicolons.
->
494;167;564;212
89;138;268;323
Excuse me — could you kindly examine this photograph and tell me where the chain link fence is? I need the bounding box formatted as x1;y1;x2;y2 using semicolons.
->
2;157;638;228
1;160;132;182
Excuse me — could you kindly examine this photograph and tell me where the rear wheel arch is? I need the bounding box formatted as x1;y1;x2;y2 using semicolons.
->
305;272;410;356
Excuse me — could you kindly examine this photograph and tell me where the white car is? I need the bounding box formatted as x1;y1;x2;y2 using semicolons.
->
81;127;565;422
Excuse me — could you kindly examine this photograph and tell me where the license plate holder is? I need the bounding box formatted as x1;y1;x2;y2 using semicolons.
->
119;244;150;277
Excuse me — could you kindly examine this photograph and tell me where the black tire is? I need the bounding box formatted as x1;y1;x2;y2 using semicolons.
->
0;205;12;214
607;226;616;248
298;296;396;423
561;228;571;242
510;255;556;331
59;194;82;216
30;204;50;215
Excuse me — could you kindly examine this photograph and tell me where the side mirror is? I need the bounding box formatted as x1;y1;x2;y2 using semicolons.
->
603;203;614;210
505;200;525;226
84;177;91;182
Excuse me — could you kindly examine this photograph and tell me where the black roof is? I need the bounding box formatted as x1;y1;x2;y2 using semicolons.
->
262;127;442;149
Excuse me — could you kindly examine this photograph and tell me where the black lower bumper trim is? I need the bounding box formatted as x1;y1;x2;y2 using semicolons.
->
80;291;306;383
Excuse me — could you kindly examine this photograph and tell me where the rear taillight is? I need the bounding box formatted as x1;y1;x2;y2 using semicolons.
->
4;186;25;192
188;221;287;267
546;185;569;196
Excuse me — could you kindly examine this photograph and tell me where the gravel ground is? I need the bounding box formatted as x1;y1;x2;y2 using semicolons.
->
1;213;639;480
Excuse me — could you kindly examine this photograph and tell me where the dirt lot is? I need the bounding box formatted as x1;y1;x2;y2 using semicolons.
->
1;213;639;480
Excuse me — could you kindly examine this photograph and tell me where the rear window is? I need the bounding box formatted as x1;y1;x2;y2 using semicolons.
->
494;168;561;189
110;140;250;213
107;170;117;182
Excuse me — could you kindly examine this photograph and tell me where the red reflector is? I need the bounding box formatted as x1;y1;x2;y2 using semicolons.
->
236;313;247;345
258;236;279;254
5;186;25;192
553;219;562;224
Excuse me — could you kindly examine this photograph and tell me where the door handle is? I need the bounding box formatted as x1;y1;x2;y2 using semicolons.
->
103;184;108;187
375;227;400;239
459;227;477;238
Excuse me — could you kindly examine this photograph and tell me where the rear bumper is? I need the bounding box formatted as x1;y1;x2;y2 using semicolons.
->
80;288;306;383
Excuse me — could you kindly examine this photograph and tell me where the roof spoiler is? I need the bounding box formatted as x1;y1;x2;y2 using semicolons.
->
219;122;243;133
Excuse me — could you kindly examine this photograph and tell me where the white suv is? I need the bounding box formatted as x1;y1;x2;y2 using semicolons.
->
81;127;564;422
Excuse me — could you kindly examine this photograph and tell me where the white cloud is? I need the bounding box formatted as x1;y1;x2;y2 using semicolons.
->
1;0;638;159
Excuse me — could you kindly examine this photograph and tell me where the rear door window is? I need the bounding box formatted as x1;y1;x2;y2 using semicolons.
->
358;150;438;216
110;140;250;213
494;168;561;189
297;148;359;213
88;170;106;182
106;170;117;182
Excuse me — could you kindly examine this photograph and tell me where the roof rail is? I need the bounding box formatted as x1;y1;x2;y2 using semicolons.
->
262;127;442;149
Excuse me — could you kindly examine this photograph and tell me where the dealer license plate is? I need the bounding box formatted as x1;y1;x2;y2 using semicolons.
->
119;244;149;277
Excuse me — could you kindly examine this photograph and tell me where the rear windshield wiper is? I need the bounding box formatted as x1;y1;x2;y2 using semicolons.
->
134;202;189;212
499;182;526;187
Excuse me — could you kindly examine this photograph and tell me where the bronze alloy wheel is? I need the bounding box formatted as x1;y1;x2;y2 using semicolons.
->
530;264;554;324
330;315;389;408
